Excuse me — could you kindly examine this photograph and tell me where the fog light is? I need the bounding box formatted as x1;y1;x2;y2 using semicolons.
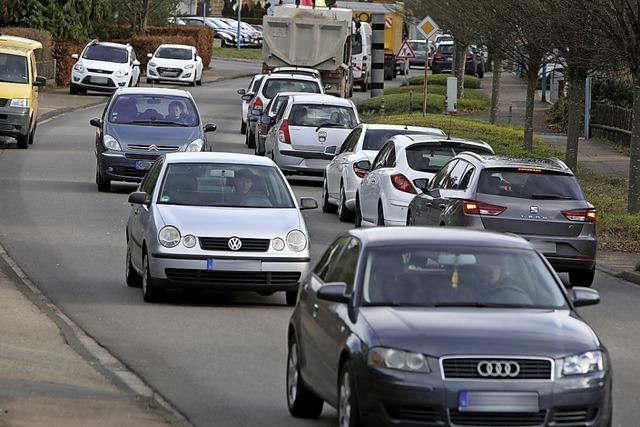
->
73;76;80;81
118;82;126;86
184;73;192;78
107;167;113;173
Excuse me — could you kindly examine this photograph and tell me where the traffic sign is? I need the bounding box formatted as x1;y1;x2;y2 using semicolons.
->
396;40;416;60
417;16;439;40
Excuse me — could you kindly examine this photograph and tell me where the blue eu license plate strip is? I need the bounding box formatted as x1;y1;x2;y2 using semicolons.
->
207;259;215;271
135;160;152;170
459;391;539;413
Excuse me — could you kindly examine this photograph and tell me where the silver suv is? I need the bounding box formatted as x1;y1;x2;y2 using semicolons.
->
407;154;597;287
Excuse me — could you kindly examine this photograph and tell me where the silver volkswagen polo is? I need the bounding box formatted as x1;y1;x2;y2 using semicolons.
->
125;152;317;304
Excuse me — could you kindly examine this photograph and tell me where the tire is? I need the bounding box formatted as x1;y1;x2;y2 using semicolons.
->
247;127;256;149
196;71;202;85
286;337;324;418
337;184;354;222
142;252;164;303
69;83;79;95
321;178;337;213
189;75;196;87
146;78;154;84
285;290;297;307
28;123;36;145
16;133;29;149
354;195;362;228
338;360;362;427
241;120;247;135
96;170;111;192
125;246;142;288
359;79;367;92
377;203;385;226
569;267;596;287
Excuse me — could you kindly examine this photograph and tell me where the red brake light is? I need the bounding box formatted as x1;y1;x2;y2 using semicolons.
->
254;96;263;111
391;174;417;194
563;208;597;222
353;163;367;178
466;52;473;59
278;119;291;144
463;200;506;216
434;53;444;60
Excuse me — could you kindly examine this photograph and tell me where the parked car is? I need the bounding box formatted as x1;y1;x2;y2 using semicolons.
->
90;87;216;192
431;41;481;76
407;154;598;287
219;18;262;47
408;39;427;68
125;152;318;305
182;16;250;47
433;33;453;49
146;44;203;86
0;34;47;149
322;124;446;222
264;94;359;176
355;135;494;227
70;41;140;94
245;73;324;149
253;91;303;156
237;74;265;135
286;227;611;427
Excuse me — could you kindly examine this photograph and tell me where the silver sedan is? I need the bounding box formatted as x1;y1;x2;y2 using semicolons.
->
125;152;317;305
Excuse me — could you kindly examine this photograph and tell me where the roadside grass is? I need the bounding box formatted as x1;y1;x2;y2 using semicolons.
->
359;88;489;116
370;113;640;251
408;73;481;89
214;47;262;61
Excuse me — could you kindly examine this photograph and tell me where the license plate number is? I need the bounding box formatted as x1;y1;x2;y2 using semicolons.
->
134;160;152;170
532;240;557;254
207;259;261;272
459;391;539;413
91;76;108;84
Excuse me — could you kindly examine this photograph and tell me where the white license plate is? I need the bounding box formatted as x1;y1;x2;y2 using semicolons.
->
532;241;557;254
91;76;109;84
459;391;539;413
207;259;261;272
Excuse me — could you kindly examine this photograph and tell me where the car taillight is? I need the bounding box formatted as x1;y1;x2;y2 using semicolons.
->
563;208;597;222
463;200;506;216
391;174;417;194
254;97;263;111
277;119;291;144
434;53;443;60
466;52;473;59
353;163;368;178
323;70;342;79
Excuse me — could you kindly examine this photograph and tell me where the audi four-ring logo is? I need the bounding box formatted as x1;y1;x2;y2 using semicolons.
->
477;360;520;378
228;237;242;251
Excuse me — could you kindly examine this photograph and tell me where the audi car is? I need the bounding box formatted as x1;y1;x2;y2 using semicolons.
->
286;227;611;427
125;152;317;305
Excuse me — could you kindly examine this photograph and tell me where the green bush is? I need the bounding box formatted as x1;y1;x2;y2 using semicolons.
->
359;89;489;116
408;73;481;89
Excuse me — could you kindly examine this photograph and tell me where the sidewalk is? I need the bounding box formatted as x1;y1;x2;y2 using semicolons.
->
468;70;639;285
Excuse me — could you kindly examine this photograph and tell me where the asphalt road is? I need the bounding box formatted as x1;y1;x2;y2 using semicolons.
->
0;64;637;426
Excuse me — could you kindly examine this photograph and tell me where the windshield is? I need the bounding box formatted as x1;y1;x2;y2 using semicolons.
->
289;104;357;128
362;246;567;308
0;53;28;84
158;163;295;208
364;130;442;150
262;78;321;99
155;47;192;60
109;95;199;126
405;143;491;172
438;45;454;55
210;18;232;29
352;32;363;55
409;41;426;52
478;169;584;200
83;44;128;63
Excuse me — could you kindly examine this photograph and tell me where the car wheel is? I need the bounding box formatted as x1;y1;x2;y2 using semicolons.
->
240;120;247;135
146;78;154;84
125;246;142;288
360;79;367;92
286;337;324;418
406;210;414;226
321;178;337;213
28;123;36;145
377;203;385;226
337;184;354;222
285;290;297;307
69;83;79;95
354;195;362;228
16;133;29;149
96;170;111;192
142;252;164;303
196;72;202;85
247;127;256;149
569;267;596;287
338;360;362;427
189;75;196;87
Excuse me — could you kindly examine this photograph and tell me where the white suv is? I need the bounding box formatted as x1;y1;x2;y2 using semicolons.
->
70;41;140;94
146;44;203;86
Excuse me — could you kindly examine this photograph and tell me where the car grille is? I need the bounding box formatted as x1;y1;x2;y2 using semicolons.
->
164;269;301;285
157;67;183;77
550;407;597;425
449;410;546;426
127;144;180;152
86;68;113;74
199;237;270;252
385;405;441;423
441;357;552;380
0;98;8;107
110;166;148;179
125;153;162;161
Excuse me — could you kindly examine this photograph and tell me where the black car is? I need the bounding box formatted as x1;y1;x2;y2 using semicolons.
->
431;42;482;77
90;87;216;192
287;227;611;427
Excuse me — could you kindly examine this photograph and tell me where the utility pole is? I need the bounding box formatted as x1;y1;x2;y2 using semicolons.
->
237;0;242;52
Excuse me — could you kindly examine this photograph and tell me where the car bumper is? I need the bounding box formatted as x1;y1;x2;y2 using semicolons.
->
0;106;30;137
355;364;611;427
431;59;453;72
72;71;131;91
147;67;195;82
274;147;333;176
384;197;413;226
97;151;162;182
521;234;597;272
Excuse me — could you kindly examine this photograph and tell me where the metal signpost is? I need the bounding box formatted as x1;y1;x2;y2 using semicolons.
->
417;16;439;116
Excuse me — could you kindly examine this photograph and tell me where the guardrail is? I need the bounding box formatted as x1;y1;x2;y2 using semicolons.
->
589;103;632;145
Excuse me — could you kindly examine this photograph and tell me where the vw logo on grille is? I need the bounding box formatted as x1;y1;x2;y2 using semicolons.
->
477;360;520;378
227;237;242;251
147;145;159;152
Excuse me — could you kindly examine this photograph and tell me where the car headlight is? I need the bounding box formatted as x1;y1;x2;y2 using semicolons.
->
73;63;84;72
159;226;181;248
184;64;194;69
368;347;430;373
115;69;129;77
286;230;307;252
103;134;122;151
9;98;30;108
272;237;285;251
562;351;604;376
148;61;157;67
182;234;197;248
186;138;204;152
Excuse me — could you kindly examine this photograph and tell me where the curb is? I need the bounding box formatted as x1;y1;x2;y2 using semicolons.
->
596;264;640;286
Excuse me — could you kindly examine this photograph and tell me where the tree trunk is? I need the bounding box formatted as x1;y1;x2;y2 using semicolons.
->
524;57;540;151
456;43;466;98
565;71;585;171
628;79;640;213
490;53;502;124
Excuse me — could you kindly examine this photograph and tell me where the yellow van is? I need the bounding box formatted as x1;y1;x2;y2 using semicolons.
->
0;34;47;149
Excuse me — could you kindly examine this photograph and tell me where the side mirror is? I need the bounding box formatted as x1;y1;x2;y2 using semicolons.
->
571;287;600;307
237;88;246;95
317;283;350;303
203;123;217;133
34;76;47;87
128;191;150;205
323;145;337;156
242;94;253;101
413;178;430;192
89;117;103;127
354;160;371;173
251;108;262;117
147;53;153;58
260;115;272;125
299;197;318;210
133;60;141;67
324;84;332;92
71;53;79;60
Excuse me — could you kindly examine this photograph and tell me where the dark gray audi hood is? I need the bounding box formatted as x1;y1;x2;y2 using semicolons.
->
106;123;202;149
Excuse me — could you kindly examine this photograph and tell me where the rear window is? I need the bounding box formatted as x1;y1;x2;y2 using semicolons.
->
83;44;128;63
262;78;320;99
406;144;491;173
352;32;363;55
288;104;357;128
363;130;442;151
438;45;454;55
478;169;584;200
155;47;192;60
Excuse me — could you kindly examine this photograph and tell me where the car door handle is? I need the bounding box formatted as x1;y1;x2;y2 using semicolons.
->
312;303;319;318
439;204;447;209
425;202;432;207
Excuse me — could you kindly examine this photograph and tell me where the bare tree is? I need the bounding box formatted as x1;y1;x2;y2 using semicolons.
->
112;0;179;33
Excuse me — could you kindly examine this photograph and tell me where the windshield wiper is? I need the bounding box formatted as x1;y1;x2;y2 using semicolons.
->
122;119;189;127
530;194;572;200
315;123;347;132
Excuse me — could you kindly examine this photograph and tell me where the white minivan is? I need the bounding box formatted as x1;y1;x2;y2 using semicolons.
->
352;22;371;92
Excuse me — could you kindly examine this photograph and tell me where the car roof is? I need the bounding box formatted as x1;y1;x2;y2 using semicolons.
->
263;73;319;82
289;94;352;105
392;134;493;151
164;152;276;166
157;44;194;50
0;46;30;56
90;41;129;49
347;227;533;250
463;154;572;173
0;35;42;51
362;123;446;136
115;87;192;97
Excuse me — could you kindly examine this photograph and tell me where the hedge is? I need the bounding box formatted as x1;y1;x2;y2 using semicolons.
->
127;35;197;68
52;39;85;86
144;26;214;68
0;27;54;61
359;90;489;116
408;73;481;89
